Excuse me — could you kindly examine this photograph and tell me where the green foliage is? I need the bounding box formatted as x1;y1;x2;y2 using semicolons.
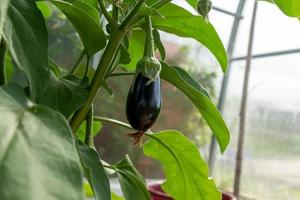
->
3;0;50;97
0;0;9;41
144;130;221;200
115;155;152;200
37;1;53;18
112;192;126;200
77;120;103;141
37;73;89;118
0;84;84;200
160;63;230;152
263;0;300;17
50;0;106;55
0;0;237;199
152;3;228;72
79;144;111;200
124;30;145;70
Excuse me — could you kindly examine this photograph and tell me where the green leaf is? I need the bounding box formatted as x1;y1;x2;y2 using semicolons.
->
79;144;111;200
124;30;145;71
50;0;106;55
102;80;114;97
37;73;89;118
131;5;163;24
77;120;103;142
4;53;14;82
112;192;125;200
153;29;166;60
120;43;131;65
3;0;50;97
0;84;84;200
272;0;300;17
115;155;151;200
185;0;197;8
36;1;53;18
152;3;228;72
160;63;229;152
83;182;94;197
143;130;221;200
0;0;10;41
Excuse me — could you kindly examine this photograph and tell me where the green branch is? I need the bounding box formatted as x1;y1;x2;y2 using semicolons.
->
143;16;155;58
94;116;133;130
109;72;134;77
119;0;146;30
98;0;117;27
93;116;152;134
69;49;85;75
70;0;147;132
84;105;94;148
152;0;171;9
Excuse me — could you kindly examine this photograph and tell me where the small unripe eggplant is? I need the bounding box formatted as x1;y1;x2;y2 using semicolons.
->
125;16;161;145
126;73;161;132
197;0;212;21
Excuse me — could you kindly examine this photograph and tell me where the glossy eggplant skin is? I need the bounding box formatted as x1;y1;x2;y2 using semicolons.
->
126;73;161;131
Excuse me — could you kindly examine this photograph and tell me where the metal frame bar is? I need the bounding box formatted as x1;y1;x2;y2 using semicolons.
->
231;48;300;62
208;0;247;175
233;1;258;198
212;6;243;19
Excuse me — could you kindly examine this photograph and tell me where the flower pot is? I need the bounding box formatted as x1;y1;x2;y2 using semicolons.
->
148;183;236;200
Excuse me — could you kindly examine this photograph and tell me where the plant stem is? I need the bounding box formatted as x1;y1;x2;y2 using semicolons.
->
84;105;94;148
84;55;90;78
98;0;117;27
94;116;133;130
112;5;119;22
119;0;146;30
0;40;7;86
103;164;116;170
70;30;124;131
70;0;147;132
109;72;134;77
93;116;152;134
143;16;155;58
70;49;85;74
152;0;171;9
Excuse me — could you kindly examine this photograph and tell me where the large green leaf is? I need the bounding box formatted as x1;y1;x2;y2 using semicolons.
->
160;63;229;152
0;0;10;41
3;0;50;97
185;0;197;8
50;0;106;55
79;144;111;200
143;130;221;200
36;1;53;18
115;155;151;200
272;0;300;17
0;84;84;200
37;73;89;118
152;3;228;72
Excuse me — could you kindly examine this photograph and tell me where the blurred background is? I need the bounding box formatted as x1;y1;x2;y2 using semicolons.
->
42;0;300;199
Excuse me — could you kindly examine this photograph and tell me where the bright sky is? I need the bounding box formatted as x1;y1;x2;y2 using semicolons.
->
172;0;300;112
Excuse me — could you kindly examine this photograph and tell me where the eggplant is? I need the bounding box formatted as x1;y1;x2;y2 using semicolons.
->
126;73;161;132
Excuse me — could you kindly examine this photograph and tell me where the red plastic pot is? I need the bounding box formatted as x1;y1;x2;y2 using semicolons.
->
148;183;236;200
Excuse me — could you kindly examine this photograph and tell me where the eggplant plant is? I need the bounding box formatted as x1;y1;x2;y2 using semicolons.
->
0;0;234;199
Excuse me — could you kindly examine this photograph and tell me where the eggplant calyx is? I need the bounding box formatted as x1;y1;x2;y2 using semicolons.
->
127;131;145;147
136;57;161;84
